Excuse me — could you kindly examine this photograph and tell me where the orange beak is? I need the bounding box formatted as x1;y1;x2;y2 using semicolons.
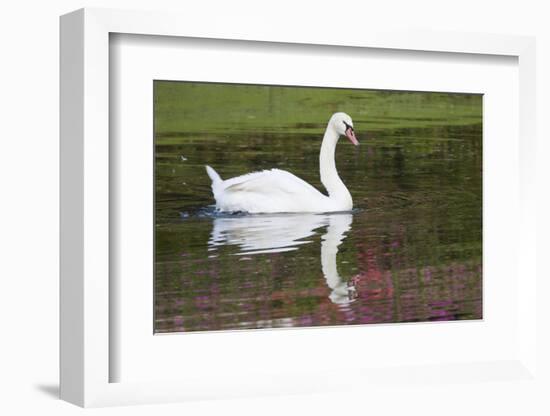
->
345;127;359;146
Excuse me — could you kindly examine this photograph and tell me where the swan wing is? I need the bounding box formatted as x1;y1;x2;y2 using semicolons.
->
218;169;328;213
224;169;320;196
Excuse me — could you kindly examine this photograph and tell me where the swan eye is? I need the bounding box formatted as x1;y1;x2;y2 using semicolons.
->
343;121;353;131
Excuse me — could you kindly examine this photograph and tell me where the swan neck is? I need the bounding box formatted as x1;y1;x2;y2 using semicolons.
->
320;127;352;205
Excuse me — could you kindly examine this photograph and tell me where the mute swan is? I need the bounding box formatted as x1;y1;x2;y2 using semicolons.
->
205;112;359;213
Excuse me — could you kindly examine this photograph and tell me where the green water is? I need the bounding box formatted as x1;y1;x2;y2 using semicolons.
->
154;81;482;333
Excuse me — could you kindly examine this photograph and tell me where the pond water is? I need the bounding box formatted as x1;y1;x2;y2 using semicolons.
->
154;82;482;333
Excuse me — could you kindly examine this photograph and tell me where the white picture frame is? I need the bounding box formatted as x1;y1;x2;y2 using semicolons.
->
60;7;538;408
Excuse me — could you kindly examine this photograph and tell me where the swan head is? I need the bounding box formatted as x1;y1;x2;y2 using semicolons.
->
329;112;359;146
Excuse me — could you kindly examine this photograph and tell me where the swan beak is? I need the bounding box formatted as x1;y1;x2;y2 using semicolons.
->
345;128;359;146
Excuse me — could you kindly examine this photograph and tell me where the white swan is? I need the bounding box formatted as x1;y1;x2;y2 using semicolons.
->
205;112;359;213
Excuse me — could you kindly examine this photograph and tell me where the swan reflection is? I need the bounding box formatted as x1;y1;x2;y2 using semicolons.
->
208;213;356;304
321;214;357;304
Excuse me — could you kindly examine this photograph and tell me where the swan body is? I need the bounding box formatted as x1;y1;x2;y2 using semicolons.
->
206;112;359;213
206;167;343;213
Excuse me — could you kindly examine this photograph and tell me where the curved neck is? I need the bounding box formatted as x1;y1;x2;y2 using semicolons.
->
319;127;352;204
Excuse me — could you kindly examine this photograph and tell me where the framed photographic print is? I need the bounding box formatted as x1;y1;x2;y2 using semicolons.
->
60;7;540;408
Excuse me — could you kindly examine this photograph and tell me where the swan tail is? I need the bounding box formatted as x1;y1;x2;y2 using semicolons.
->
205;165;222;186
